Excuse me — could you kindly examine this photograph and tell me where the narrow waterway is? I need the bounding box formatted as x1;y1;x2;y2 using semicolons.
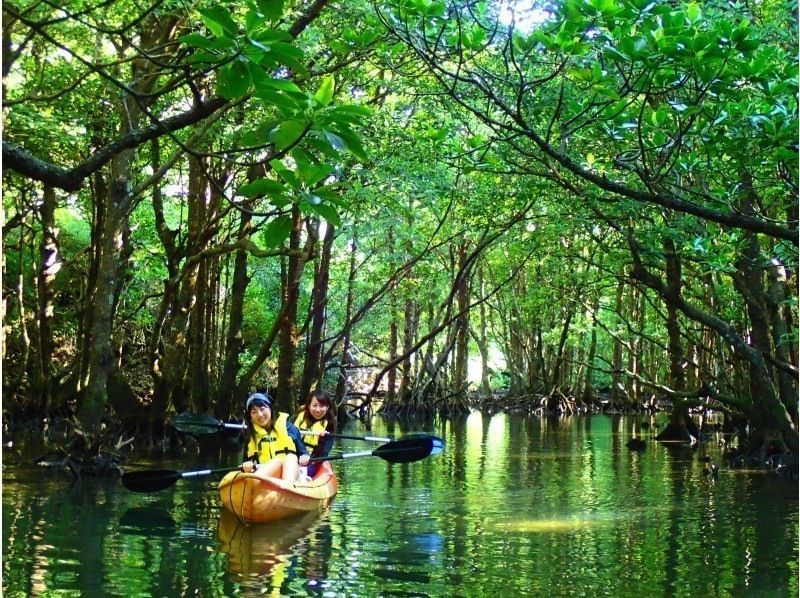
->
3;413;798;596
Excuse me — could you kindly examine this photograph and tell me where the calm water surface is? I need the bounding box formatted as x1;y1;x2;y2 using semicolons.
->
3;413;798;596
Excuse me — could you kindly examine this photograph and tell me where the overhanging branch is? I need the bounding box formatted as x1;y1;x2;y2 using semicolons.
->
3;98;229;192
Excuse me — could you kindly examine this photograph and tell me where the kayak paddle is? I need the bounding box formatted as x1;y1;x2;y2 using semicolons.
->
121;435;445;493
172;411;393;443
323;434;446;464
121;466;241;493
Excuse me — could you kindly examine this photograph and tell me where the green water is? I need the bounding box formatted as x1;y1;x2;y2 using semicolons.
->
3;413;798;597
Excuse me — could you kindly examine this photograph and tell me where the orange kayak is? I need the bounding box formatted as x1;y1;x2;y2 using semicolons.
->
218;461;337;523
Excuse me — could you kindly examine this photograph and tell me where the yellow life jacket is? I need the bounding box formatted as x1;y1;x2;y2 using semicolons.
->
294;412;327;451
247;412;295;462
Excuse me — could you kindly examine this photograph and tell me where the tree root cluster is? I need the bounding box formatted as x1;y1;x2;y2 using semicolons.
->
34;447;126;479
7;414;136;479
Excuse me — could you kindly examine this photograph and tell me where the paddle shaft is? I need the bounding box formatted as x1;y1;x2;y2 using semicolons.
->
312;450;374;462
123;435;442;491
180;466;240;479
223;422;389;442
175;415;391;442
223;422;390;442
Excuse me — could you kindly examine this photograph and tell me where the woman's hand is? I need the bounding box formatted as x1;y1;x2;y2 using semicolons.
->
242;460;257;473
298;454;310;466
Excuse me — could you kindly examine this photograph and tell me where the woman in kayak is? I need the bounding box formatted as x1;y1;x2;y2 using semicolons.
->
294;389;336;477
241;392;310;483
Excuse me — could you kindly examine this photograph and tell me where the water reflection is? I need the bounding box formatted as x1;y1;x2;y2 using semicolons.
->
120;507;177;537
2;413;798;597
217;509;319;579
495;513;626;533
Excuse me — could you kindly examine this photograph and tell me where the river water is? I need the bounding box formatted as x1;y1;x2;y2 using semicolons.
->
2;412;797;596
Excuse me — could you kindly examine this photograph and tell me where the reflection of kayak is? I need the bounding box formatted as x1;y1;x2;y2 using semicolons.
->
217;509;319;577
218;461;337;523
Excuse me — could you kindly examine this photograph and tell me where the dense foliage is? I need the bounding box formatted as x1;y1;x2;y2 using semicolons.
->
2;0;797;459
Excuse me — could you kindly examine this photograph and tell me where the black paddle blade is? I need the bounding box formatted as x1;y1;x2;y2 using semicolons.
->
121;469;181;493
374;435;445;463
173;412;224;435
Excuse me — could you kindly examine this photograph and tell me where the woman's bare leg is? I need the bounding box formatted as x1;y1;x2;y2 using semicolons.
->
252;458;283;479
280;453;299;482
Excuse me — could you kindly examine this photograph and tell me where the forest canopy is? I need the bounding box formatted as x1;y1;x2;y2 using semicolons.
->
2;0;797;460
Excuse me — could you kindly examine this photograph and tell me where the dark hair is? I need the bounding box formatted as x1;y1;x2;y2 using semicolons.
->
297;389;336;433
246;392;273;411
244;392;275;448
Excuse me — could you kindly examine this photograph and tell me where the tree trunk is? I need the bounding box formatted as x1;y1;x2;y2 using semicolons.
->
766;260;797;423
657;235;696;441
397;296;415;402
300;221;334;400
387;280;399;402
217;212;252;416
189;250;211;412
78;16;173;434
276;206;311;411
335;231;358;401
550;306;574;391
36;185;58;412
582;292;600;403
628;224;797;454
158;155;208;414
79;151;134;433
476;268;492;398
731;171;794;449
610;277;625;409
452;241;471;395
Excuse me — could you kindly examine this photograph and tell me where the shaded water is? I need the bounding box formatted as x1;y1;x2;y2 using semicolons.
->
3;413;798;596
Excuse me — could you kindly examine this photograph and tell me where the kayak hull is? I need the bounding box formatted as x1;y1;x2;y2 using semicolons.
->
218;461;337;523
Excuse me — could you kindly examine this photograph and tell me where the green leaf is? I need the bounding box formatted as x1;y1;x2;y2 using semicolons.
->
199;7;239;37
304;164;334;187
425;1;445;17
252;29;293;43
306;134;342;158
238;178;287;198
255;89;300;114
263;43;307;75
208;37;236;51
324;104;371;127
685;3;702;24
254;76;302;94
247;36;272;54
270;161;301;189
652;106;668;126
314;75;335;107
179;33;217;50
731;25;750;43
300;190;322;205
245;7;261;35
241;119;277;146
263;214;293;248
312;185;344;205
736;39;760;52
217;60;251;99
309;203;342;227
257;0;284;21
322;131;347;153
187;51;222;64
270;119;307;150
326;125;367;161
